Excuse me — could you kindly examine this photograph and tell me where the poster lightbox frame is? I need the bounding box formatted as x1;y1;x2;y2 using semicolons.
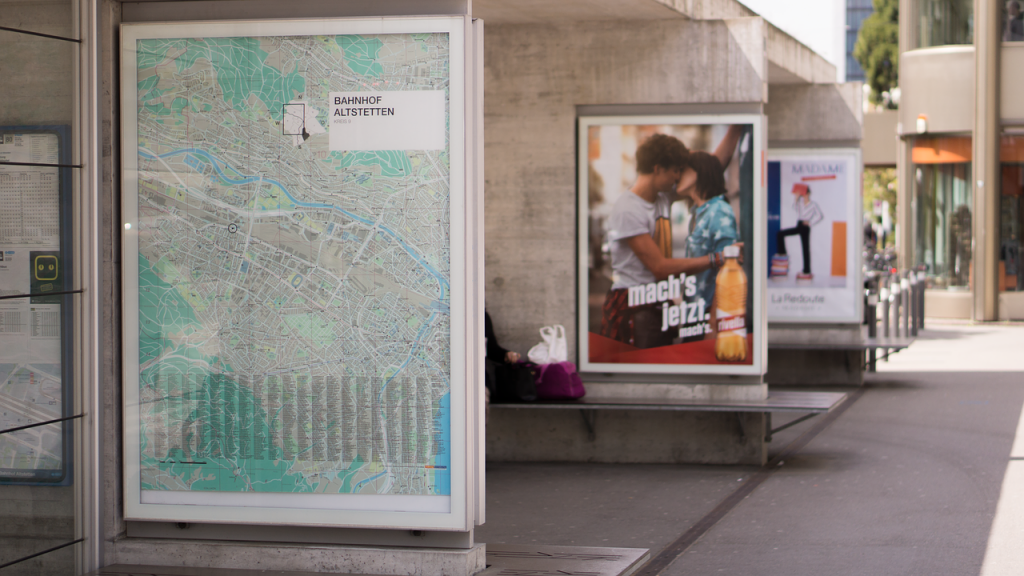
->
120;15;474;532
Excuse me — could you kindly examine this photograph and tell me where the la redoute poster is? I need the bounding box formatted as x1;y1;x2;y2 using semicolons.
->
767;150;861;322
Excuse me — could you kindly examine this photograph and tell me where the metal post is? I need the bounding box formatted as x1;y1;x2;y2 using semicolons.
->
880;286;890;343
913;270;921;334
905;274;913;336
867;290;878;371
918;271;927;330
916;272;924;332
891;278;901;340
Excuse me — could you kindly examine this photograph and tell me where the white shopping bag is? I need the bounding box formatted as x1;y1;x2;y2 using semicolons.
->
527;325;568;365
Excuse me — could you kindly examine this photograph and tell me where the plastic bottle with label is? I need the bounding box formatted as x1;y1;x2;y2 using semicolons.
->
714;245;747;362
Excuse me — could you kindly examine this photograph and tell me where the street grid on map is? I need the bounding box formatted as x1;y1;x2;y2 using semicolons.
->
134;33;452;496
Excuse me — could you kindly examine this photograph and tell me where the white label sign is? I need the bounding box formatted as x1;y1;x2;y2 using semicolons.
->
329;91;445;151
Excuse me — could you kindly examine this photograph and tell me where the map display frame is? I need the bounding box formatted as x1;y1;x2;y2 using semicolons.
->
767;148;863;323
577;114;767;376
0;126;75;486
121;16;474;531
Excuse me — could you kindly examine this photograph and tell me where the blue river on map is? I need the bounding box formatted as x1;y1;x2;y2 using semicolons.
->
138;148;450;299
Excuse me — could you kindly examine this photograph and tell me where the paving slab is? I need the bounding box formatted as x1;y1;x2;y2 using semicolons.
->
480;544;649;576
89;544;650;576
476;462;759;551
86;567;375;576
667;325;1024;575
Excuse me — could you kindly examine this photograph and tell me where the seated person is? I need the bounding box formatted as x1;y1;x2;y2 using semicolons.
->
485;310;520;365
484;310;520;405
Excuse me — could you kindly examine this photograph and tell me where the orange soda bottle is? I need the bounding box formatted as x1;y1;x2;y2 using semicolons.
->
714;245;747;362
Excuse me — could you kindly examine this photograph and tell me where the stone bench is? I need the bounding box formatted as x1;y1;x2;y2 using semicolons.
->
488;390;848;465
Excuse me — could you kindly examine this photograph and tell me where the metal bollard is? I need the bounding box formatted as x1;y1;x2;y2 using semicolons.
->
907;273;917;337
900;276;911;338
917;272;925;331
912;272;921;332
891;279;901;340
880;286;890;338
867;290;878;371
918;271;927;330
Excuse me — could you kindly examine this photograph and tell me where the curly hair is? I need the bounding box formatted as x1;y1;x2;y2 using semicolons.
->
635;133;689;174
689;151;726;202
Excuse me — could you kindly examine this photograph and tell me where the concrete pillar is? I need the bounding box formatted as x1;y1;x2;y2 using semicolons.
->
896;0;916;271
898;0;916;53
973;0;1001;321
763;83;865;386
896;135;914;271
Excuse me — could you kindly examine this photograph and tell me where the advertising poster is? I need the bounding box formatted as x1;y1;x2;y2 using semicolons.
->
767;150;862;322
121;17;473;530
578;115;764;376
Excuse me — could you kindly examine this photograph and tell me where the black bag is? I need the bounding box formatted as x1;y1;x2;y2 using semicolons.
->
487;360;538;402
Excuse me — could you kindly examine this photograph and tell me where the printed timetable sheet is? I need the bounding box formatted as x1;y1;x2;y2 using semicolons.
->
0;131;68;483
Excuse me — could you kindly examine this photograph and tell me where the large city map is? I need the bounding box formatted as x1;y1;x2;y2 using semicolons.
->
133;32;452;498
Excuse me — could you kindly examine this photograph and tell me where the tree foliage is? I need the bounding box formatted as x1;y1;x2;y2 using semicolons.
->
854;0;899;108
863;167;898;248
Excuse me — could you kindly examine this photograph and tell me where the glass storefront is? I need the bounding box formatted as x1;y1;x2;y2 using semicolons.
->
1000;136;1024;291
912;137;973;289
1004;0;1024;42
0;1;82;574
916;0;973;48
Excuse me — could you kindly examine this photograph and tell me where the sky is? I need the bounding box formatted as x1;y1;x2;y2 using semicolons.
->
737;0;846;82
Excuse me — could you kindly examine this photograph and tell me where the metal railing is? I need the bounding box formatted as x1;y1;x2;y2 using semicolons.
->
864;269;926;371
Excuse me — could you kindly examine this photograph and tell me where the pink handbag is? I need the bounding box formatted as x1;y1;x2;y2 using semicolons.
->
535;361;586;400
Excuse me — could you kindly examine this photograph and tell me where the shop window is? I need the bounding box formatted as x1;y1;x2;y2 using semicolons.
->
912;137;972;289
916;0;973;48
1005;1;1024;42
1000;136;1024;291
0;1;82;574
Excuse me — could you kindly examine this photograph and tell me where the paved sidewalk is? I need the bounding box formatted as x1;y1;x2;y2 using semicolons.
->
477;322;1024;575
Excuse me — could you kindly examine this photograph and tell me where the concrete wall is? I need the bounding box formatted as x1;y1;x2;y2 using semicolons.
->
487;409;767;465
0;2;76;575
100;0;126;562
863;110;899;166
764;325;865;386
762;83;865;386
998;292;1024;321
1001;44;1024;124
899;46;975;136
765;83;863;145
668;0;757;19
483;17;767;359
925;290;972;319
765;350;864;385
473;0;687;23
765;24;838;85
0;1;74;127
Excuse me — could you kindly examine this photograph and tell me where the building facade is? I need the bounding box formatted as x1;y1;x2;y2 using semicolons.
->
847;0;875;82
898;0;1024;320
